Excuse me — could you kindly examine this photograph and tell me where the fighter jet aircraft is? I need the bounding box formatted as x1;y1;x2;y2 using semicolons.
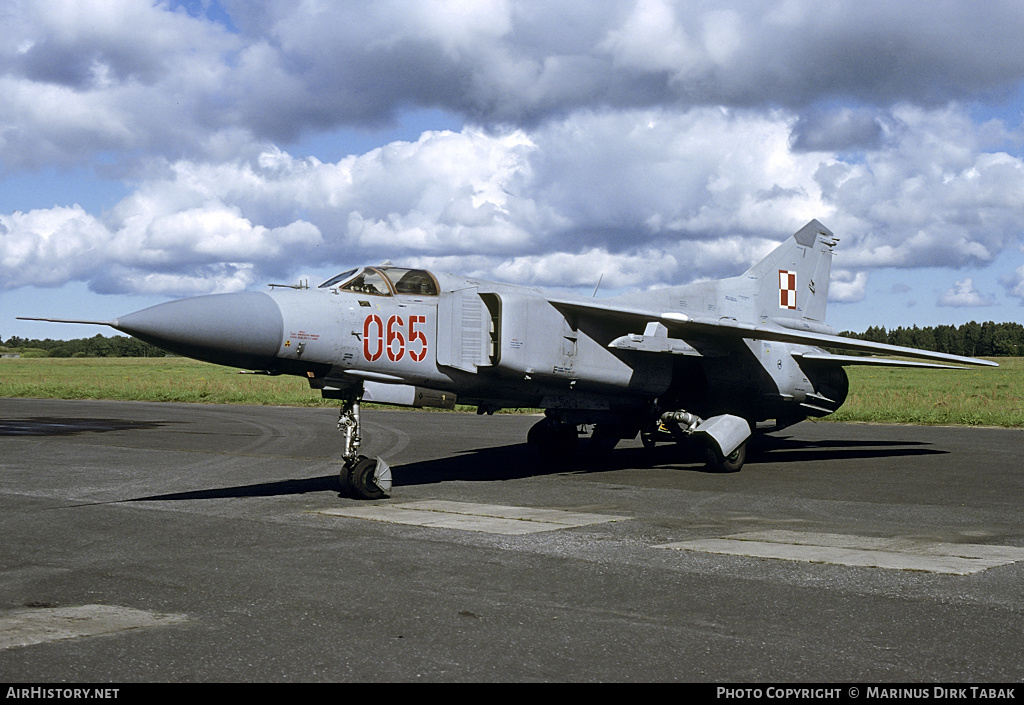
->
22;220;996;499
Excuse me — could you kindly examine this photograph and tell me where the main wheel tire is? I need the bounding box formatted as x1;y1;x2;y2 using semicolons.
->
705;442;746;473
527;419;578;462
589;424;622;453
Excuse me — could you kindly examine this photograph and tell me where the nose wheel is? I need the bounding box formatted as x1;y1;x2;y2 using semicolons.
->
342;455;392;500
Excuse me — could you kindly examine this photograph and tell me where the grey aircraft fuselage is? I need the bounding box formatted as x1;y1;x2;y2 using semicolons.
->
20;220;996;499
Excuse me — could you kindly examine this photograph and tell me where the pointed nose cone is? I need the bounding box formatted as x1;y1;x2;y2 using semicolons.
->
113;292;283;370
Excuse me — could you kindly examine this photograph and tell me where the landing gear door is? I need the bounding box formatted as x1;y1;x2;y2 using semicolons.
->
437;289;493;373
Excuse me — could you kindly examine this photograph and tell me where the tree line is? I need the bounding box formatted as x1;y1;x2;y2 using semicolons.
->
839;321;1024;358
3;320;1023;358
2;333;168;358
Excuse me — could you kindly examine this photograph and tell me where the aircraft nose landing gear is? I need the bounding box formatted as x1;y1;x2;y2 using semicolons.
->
337;395;392;500
342;455;392;500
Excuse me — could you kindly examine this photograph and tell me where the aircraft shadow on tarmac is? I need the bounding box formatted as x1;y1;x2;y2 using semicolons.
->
127;475;342;502
0;416;168;436
123;433;946;502
389;435;947;488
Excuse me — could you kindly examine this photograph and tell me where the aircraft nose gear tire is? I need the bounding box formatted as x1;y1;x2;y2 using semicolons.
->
342;455;392;500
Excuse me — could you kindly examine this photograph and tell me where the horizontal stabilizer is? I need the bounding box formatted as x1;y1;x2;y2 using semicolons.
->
792;352;969;370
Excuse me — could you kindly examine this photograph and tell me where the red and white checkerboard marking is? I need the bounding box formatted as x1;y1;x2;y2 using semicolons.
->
779;270;797;309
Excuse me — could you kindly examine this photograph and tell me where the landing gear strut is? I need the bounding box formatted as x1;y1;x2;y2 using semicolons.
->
646;410;751;473
336;395;392;499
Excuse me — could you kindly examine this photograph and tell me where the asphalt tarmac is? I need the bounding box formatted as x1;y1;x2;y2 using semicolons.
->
1;397;1022;683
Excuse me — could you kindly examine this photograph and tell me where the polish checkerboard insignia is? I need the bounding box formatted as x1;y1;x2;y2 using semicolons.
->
779;270;797;309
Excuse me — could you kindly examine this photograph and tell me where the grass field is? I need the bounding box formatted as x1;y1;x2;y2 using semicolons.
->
0;355;1019;427
0;357;331;407
826;358;1021;427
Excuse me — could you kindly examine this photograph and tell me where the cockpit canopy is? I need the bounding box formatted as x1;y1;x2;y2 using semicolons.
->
318;266;439;296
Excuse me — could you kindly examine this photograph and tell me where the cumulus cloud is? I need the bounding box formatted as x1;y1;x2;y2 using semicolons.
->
492;248;679;290
815;106;1024;271
2;0;1024;306
0;0;240;170
4;1;1024;169
938;278;994;307
829;270;869;303
3;103;1024;298
1;108;832;295
225;0;1024;126
1000;265;1024;304
791;108;884;153
0;200;321;295
0;206;110;287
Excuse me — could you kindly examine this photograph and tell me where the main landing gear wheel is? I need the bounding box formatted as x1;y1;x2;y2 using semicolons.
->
342;455;392;500
705;442;746;473
527;418;578;462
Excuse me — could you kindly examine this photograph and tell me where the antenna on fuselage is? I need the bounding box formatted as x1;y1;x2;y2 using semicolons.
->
592;273;604;298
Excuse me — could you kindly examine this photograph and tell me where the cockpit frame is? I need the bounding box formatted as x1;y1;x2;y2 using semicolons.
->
319;266;439;297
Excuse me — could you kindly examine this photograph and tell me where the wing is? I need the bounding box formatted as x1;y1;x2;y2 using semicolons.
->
547;296;997;369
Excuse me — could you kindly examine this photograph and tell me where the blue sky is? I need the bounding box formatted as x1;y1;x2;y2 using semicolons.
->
3;0;1024;342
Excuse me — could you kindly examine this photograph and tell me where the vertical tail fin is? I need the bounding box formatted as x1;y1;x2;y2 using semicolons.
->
744;219;837;325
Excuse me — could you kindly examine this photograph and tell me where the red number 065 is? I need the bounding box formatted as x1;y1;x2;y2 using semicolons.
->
363;314;427;363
